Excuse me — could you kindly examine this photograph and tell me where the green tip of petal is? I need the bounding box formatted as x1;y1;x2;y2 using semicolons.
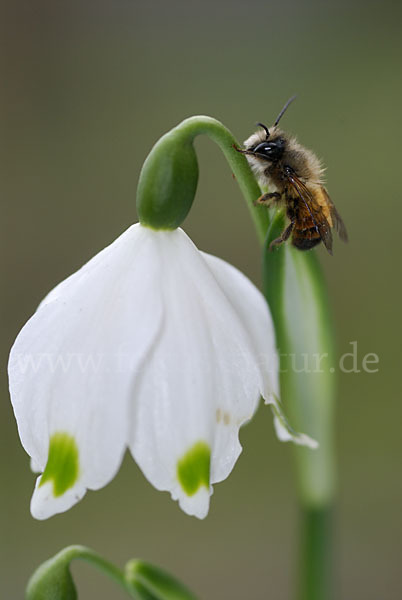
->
177;441;211;496
39;432;79;497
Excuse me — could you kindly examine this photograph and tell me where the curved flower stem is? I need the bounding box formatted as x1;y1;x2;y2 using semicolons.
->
171;116;270;243
136;115;270;241
60;545;135;597
25;545;136;599
65;546;132;594
26;545;199;600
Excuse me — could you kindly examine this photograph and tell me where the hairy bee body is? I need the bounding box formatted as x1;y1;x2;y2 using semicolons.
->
291;201;322;251
239;99;347;255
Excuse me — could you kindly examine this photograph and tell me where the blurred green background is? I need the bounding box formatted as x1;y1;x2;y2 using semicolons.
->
1;0;401;598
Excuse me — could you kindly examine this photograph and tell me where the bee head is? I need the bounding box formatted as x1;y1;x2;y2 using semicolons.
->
237;128;286;179
240;96;296;163
242;126;286;163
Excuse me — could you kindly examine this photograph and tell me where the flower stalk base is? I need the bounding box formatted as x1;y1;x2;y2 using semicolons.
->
299;507;334;600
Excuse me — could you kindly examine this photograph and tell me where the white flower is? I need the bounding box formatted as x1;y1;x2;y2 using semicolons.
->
8;223;316;521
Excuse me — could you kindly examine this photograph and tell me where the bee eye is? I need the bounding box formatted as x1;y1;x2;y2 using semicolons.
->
254;142;275;155
253;140;284;161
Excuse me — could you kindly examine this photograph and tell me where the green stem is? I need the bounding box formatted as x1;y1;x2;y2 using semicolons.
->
65;546;134;596
299;507;333;600
262;213;335;600
172;116;270;242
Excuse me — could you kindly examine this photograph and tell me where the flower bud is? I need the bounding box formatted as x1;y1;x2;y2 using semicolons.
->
136;126;199;230
125;559;198;600
26;549;77;600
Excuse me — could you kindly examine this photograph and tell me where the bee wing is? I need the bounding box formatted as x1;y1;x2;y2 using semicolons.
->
286;172;333;254
321;187;348;242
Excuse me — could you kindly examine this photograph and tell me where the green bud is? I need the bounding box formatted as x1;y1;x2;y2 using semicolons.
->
26;549;77;600
263;210;336;507
136;126;199;230
125;560;198;600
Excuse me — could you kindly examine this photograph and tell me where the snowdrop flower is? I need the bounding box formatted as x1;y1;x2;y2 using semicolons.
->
8;116;317;521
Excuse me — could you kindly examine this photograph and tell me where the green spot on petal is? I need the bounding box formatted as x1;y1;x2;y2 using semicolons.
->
177;441;210;496
39;432;79;496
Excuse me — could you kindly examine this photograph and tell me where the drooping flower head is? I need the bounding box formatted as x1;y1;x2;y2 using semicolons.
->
8;117;316;521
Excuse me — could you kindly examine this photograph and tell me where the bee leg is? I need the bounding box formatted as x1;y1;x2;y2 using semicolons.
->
269;220;295;251
253;192;282;207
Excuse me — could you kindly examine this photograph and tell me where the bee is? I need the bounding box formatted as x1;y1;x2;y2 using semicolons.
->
236;96;348;254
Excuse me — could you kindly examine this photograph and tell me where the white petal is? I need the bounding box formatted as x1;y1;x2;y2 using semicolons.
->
8;224;163;518
203;253;318;450
30;478;87;520
273;412;318;449
129;229;266;518
201;252;279;401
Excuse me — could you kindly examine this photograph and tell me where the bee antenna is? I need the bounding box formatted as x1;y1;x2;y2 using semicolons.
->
274;94;297;127
256;122;270;139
